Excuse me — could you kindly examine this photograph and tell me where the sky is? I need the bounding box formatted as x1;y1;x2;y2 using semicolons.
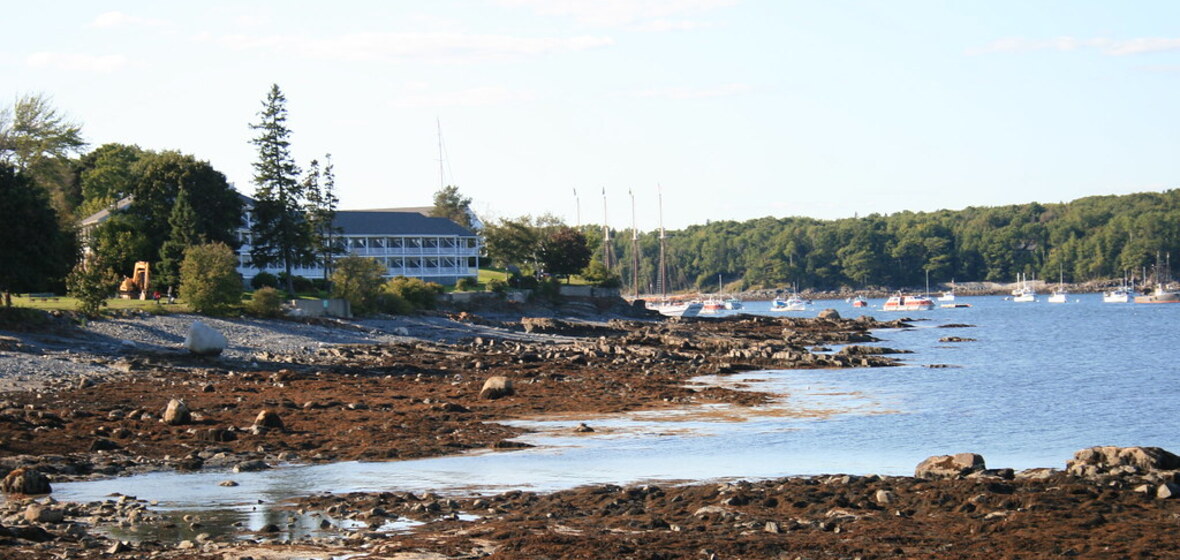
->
4;1;1180;230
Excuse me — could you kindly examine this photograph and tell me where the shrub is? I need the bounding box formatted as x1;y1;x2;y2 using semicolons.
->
330;256;386;316
383;276;443;310
454;277;478;291
245;286;286;318
487;278;507;294
378;291;414;315
66;258;118;318
180;243;242;315
580;259;621;288
250;272;279;290
278;272;315;294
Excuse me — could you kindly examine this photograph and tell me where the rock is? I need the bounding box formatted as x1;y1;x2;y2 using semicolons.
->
574;422;595;433
233;460;270;472
254;409;285;430
915;453;986;479
1158;482;1180;500
1;467;51;495
107;541;130;554
480;376;514;400
817;308;841;319
163;399;192;425
219;480;239;487
185;321;228;356
24;503;64;523
874;489;895;505
1066;446;1180;478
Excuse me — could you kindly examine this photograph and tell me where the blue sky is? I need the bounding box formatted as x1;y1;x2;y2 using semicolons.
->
4;1;1179;229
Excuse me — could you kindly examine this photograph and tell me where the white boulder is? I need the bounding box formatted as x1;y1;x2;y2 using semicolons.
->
185;321;228;356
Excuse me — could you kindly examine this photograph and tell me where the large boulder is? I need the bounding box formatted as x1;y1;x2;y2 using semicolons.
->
817;308;841;319
185;321;228;356
1066;446;1180;478
1;467;52;495
254;409;285;430
480;376;514;400
163;399;192;425
915;453;986;479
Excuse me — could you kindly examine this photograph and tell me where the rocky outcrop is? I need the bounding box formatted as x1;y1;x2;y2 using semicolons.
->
817;308;841;319
253;409;285;430
184;321;228;356
915;453;986;479
1;467;51;495
1066;446;1180;478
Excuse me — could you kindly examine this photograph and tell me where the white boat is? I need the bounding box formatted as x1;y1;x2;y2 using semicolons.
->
1132;254;1180;304
1011;273;1037;302
1047;267;1068;303
850;295;868;308
937;279;956;302
1104;273;1134;303
723;297;743;310
770;294;808;312
882;293;934;311
647;300;704;317
1103;288;1131;303
700;298;725;314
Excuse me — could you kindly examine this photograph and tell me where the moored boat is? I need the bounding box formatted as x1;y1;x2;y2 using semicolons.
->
647;300;704;317
1011;273;1037;302
770;294;808;312
1103;287;1133;303
723;297;743;310
850;295;868;308
882;293;934;311
700;298;726;314
1134;285;1180;304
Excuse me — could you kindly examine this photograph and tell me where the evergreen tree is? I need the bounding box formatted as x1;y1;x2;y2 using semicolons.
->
431;185;473;227
156;186;200;290
248;84;311;294
304;154;342;284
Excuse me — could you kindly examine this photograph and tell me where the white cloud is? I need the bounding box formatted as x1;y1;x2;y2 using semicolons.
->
207;31;613;63
630;83;751;100
25;52;129;73
389;85;537;108
87;11;167;29
968;36;1180;56
493;0;735;29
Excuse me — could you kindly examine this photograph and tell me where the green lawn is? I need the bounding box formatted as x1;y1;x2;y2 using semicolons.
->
10;295;191;313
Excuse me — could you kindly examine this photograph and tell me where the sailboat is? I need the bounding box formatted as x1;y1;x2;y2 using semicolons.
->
1134;253;1180;304
1103;273;1134;303
1011;273;1037;302
645;187;702;318
1048;266;1068;303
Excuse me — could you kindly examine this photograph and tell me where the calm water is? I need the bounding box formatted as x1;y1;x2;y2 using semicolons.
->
53;294;1180;536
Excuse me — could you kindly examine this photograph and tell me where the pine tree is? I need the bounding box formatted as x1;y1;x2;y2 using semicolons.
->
157;185;200;290
305;154;343;284
248;84;311;294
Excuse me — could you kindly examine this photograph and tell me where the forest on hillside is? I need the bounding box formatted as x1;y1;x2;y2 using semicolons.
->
584;189;1180;293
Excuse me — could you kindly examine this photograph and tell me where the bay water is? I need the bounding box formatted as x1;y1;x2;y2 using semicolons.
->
53;294;1180;535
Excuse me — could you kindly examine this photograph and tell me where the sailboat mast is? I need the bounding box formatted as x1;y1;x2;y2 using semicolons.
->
601;188;612;271
658;185;667;300
630;189;639;299
436;118;445;189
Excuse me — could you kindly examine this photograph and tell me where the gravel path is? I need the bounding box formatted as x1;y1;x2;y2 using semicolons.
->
0;311;561;392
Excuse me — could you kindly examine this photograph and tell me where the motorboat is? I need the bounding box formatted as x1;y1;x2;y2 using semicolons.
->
770;295;808;311
1103;287;1132;303
723;297;743;310
647;300;704;317
882;293;934;311
700;298;726;314
850;295;868;308
1134;284;1180;304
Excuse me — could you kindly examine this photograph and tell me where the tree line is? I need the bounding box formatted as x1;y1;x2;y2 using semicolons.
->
567;190;1180;293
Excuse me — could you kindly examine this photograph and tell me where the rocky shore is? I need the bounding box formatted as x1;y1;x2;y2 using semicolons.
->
2;308;1179;558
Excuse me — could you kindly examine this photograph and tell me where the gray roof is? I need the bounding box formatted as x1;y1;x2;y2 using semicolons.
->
334;211;476;237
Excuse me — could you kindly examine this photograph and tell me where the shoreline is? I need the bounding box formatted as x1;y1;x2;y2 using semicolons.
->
3;308;1180;558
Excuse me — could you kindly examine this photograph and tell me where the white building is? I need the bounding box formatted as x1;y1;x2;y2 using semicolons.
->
237;203;481;286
